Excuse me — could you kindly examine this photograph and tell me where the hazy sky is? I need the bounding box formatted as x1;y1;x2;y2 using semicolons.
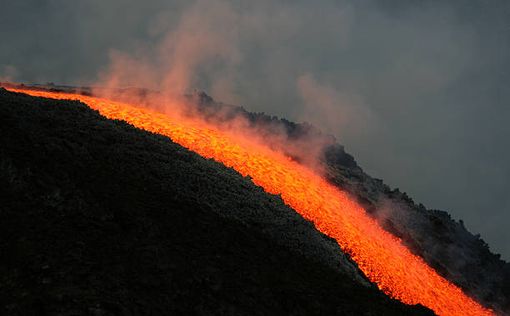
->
1;0;509;259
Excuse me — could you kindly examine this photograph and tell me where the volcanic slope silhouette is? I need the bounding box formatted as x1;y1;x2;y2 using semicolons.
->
0;89;434;315
8;84;508;314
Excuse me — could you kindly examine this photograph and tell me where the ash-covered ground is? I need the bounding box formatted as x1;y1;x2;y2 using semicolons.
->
0;88;433;315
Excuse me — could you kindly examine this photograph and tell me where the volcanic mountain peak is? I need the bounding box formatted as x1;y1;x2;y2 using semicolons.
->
1;83;508;314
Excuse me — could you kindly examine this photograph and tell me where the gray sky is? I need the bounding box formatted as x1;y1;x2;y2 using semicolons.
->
1;0;509;260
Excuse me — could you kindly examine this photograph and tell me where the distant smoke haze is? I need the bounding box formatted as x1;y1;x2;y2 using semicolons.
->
1;0;509;259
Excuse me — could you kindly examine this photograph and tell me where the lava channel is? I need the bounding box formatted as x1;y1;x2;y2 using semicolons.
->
7;87;494;316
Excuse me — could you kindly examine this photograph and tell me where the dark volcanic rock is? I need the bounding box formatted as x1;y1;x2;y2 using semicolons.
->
0;89;432;315
185;89;509;314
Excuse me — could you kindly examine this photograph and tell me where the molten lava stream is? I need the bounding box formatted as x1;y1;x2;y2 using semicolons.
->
9;88;493;316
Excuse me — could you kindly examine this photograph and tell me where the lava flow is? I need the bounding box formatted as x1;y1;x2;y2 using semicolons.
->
7;87;493;316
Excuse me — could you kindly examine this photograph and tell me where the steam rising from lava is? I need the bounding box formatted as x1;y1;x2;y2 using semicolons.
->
6;87;494;316
95;0;241;101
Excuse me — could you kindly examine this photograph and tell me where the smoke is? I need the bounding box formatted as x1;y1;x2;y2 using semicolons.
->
296;73;375;142
0;65;18;83
92;0;350;172
1;0;509;260
96;0;241;100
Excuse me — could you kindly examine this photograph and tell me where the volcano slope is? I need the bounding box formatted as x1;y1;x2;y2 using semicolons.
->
0;89;433;315
184;90;510;314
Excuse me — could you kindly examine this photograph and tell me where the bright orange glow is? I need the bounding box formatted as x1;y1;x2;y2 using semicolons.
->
8;87;493;316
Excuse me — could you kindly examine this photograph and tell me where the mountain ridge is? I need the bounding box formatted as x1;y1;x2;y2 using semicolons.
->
1;82;508;313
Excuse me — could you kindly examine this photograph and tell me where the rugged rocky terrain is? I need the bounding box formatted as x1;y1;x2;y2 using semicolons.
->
185;89;510;314
0;88;433;315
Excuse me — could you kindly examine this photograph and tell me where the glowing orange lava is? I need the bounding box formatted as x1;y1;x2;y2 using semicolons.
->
7;87;493;316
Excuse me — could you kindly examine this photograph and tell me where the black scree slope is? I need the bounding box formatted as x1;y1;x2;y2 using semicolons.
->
0;88;433;315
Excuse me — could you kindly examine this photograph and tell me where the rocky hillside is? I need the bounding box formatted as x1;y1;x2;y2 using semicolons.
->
0;88;433;315
186;89;510;314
